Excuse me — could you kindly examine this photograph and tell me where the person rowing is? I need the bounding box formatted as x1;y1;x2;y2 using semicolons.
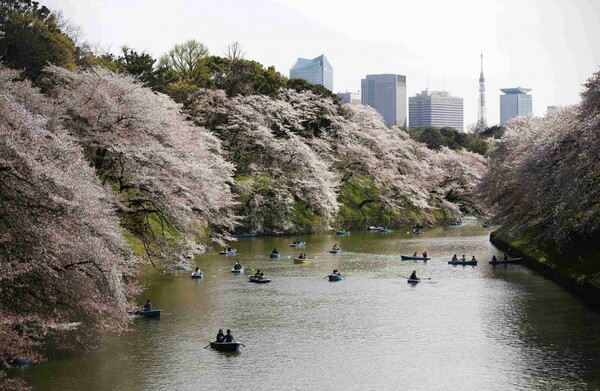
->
452;254;458;261
409;270;418;280
216;329;225;343
272;248;279;254
422;251;428;258
233;261;242;270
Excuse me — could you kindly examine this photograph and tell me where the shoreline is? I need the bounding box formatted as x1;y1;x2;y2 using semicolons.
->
490;231;600;312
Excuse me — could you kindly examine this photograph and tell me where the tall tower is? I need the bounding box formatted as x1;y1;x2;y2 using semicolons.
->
477;51;487;130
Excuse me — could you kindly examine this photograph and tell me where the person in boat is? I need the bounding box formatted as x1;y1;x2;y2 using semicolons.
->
259;272;266;280
333;243;339;250
224;329;235;342
333;269;340;275
233;262;242;270
422;251;428;258
409;270;418;280
193;266;201;275
452;254;458;261
143;299;152;311
471;256;477;262
216;329;225;343
503;253;508;260
413;252;418;256
254;269;261;278
272;248;279;254
461;255;466;261
298;253;305;259
492;255;498;262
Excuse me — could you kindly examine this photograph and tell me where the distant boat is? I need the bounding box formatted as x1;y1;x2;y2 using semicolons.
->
379;228;392;233
130;310;162;318
336;230;350;235
270;252;281;258
293;258;311;264
482;223;493;228
219;248;237;255
328;274;344;281
231;267;244;274
489;258;522;265
449;221;462;226
448;260;477;266
248;275;271;283
407;278;421;284
400;255;430;261
190;272;204;279
236;233;256;238
413;224;424;229
290;242;306;247
329;248;341;254
413;229;423;234
209;341;241;352
368;226;383;231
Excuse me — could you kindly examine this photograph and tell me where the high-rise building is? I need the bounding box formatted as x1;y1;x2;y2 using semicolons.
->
409;90;464;131
336;91;361;105
361;74;407;127
500;87;533;125
289;55;333;92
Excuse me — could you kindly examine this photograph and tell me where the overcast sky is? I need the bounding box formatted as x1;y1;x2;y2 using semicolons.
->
44;0;600;128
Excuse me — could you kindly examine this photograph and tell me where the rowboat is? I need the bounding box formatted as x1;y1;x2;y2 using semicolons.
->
290;242;306;247
219;249;237;255
209;341;241;352
248;276;271;283
236;233;256;238
270;253;281;258
329;248;341;254
413;224;424;229
482;223;493;228
378;228;392;233
191;272;203;279
368;226;383;231
407;278;421;284
400;255;431;261
413;229;423;234
231;267;244;274
336;230;350;235
130;310;162;318
293;258;311;264
489;258;522;265
449;221;462;226
448;260;477;266
328;274;344;281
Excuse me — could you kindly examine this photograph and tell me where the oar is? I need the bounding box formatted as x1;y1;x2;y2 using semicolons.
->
240;343;246;347
203;343;211;349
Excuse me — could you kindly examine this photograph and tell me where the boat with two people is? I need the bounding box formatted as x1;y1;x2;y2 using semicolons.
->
336;228;351;235
293;253;312;264
489;254;523;265
401;251;430;261
248;270;271;283
208;329;242;352
290;240;306;247
219;246;237;255
328;269;344;281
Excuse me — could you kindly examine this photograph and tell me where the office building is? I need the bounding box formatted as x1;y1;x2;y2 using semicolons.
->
500;87;532;125
337;91;361;105
409;90;464;131
361;74;407;127
289;55;333;92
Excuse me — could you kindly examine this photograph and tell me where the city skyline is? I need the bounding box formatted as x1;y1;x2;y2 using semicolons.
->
42;0;600;128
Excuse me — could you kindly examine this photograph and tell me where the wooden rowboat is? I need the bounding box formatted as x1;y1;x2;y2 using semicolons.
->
209;341;241;352
448;260;477;266
248;276;271;283
401;255;431;261
489;258;522;265
328;274;344;281
131;310;162;318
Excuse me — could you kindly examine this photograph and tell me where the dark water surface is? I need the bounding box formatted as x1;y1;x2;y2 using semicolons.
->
17;222;600;390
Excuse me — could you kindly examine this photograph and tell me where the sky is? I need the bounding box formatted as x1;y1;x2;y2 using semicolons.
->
44;0;600;129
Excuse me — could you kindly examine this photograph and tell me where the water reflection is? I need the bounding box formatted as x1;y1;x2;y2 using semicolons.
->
19;223;600;390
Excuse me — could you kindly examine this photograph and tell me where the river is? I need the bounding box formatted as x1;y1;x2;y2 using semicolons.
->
16;222;600;390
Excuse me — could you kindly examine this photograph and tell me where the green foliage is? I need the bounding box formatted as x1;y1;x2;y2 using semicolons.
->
286;78;341;105
0;0;77;80
409;126;489;156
